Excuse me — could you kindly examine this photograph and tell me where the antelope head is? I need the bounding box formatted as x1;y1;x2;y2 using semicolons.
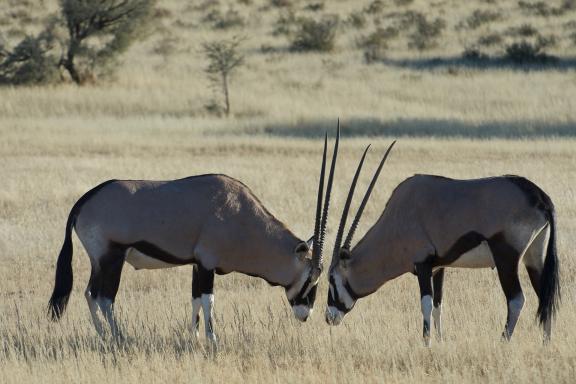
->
326;141;396;325
286;123;340;322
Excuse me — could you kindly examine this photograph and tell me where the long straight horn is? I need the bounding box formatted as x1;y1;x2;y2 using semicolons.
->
342;141;396;251
312;121;340;280
312;132;328;269
330;144;370;270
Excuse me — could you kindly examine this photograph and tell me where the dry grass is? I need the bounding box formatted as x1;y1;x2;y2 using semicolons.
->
1;0;576;383
1;125;575;383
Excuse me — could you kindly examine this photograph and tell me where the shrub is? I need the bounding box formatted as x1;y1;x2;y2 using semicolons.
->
504;40;557;64
477;33;503;46
212;8;245;29
272;10;298;36
365;0;385;14
290;16;338;52
407;14;445;50
304;2;324;12
462;46;489;61
507;23;538;37
358;27;399;62
0;32;60;85
347;11;367;29
463;9;501;29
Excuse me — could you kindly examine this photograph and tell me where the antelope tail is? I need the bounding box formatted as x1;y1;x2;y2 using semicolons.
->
538;208;560;327
48;206;76;320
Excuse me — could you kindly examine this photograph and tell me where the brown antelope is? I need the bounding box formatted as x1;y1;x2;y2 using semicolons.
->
48;126;341;343
325;143;560;346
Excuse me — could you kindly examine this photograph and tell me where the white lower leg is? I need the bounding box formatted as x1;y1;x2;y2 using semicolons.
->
97;297;122;339
432;304;442;340
543;317;552;342
85;290;105;338
191;297;202;339
201;294;216;344
421;295;433;347
504;293;525;340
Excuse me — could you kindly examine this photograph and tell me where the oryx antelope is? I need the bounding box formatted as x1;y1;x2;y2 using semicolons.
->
326;143;560;345
48;127;340;342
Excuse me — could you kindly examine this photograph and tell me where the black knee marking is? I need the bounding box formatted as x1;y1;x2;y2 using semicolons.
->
432;268;445;308
197;264;215;295
192;264;201;299
88;243;126;301
415;261;433;337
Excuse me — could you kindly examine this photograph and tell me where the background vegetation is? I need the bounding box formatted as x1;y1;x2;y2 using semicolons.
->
1;0;575;383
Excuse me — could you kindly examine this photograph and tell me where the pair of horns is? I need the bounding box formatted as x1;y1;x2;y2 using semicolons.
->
331;140;397;269
311;120;340;278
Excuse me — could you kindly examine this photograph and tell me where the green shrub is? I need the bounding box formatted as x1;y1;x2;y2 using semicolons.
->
290;16;338;52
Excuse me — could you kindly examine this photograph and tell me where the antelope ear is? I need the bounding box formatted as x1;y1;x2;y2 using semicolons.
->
294;241;310;255
340;248;351;260
306;236;314;250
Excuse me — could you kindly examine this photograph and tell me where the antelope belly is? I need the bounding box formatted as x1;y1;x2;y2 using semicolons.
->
125;247;179;270
448;241;495;269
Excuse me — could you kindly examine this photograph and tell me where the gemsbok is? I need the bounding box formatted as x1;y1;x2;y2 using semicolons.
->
325;143;560;345
48;126;341;343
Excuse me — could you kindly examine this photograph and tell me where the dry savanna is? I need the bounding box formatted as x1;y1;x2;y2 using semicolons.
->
1;0;575;383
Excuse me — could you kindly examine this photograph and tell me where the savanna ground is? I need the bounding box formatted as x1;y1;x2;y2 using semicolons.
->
1;0;576;383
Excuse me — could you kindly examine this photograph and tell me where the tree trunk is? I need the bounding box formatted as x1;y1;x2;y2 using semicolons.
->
64;39;81;85
222;72;230;116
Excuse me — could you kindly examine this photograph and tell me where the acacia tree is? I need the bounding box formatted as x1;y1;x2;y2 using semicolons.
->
60;0;155;84
202;37;245;117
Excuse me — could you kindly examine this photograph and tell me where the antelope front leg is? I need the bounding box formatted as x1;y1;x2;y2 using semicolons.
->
198;264;217;347
191;265;202;339
432;268;445;341
416;261;433;347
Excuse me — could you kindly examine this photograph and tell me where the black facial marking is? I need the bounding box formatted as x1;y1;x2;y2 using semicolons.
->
289;275;317;307
328;275;354;313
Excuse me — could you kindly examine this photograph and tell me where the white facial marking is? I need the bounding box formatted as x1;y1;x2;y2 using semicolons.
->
326;306;344;326
333;272;355;309
292;305;312;321
286;265;311;301
449;241;495;269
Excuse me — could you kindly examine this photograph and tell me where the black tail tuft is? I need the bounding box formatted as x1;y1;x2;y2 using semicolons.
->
48;210;76;320
537;213;560;326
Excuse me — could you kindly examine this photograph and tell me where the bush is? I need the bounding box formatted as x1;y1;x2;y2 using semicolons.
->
462;9;501;29
290;16;338;52
504;40;557;64
347;11;367;29
477;33;503;46
0;32;60;85
462;46;489;61
406;13;445;50
358;27;399;63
